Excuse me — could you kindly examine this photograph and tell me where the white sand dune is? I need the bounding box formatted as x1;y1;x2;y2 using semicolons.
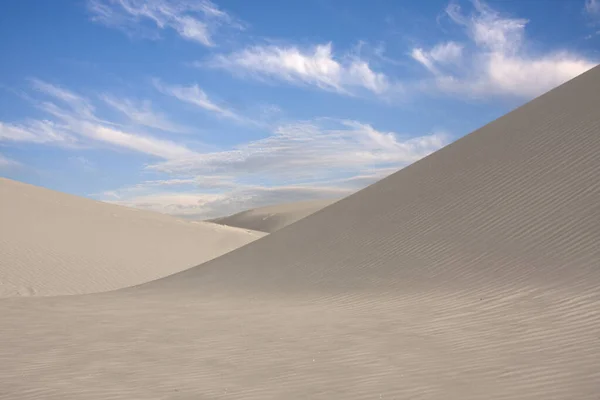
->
1;65;600;399
0;178;265;297
210;199;337;233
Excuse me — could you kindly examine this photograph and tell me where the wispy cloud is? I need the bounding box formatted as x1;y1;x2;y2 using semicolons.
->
153;79;246;123
91;119;449;218
68;156;97;172
30;78;98;121
101;95;188;133
0;120;77;145
0;153;21;169
148;119;446;181
97;181;352;219
82;123;194;158
88;0;243;46
1;80;195;159
207;42;391;95
411;0;597;98
585;0;600;17
411;41;464;74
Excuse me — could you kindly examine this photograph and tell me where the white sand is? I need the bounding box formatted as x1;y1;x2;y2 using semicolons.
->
0;66;599;399
210;199;337;233
0;178;265;297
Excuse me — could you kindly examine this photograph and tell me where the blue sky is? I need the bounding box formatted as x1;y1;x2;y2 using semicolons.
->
1;0;598;218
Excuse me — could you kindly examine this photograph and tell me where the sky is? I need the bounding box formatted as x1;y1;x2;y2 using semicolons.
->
0;0;599;219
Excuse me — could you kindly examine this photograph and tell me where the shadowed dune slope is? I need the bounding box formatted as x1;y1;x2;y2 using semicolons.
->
0;178;265;297
1;66;599;399
210;199;338;233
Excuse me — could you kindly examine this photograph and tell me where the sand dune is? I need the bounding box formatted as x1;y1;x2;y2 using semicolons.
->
0;178;265;297
210;199;337;233
1;66;599;399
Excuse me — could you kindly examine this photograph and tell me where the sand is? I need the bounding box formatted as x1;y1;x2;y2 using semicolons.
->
0;178;265;297
210;199;337;233
0;65;599;399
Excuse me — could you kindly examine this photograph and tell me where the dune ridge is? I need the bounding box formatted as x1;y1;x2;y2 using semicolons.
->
210;199;337;233
0;65;599;399
0;178;265;297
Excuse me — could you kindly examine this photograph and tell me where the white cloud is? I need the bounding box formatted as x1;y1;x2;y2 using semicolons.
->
98;182;352;219
88;0;242;46
0;153;21;169
96;119;448;218
207;42;390;95
153;80;245;122
92;118;446;219
148;119;446;180
69;156;97;172
84;123;194;158
412;0;597;98
585;0;600;17
107;191;223;217
30;79;97;121
101;95;187;133
411;42;464;74
0;120;77;145
429;41;464;63
322;167;401;189
1;80;195;159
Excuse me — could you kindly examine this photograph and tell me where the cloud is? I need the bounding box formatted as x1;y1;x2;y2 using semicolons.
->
148;119;446;181
411;42;464;74
411;0;597;98
207;42;391;95
101;95;188;133
1;80;195;159
69;156;97;172
585;0;600;17
0;120;77;145
91;119;448;218
98;181;352;219
0;153;21;169
88;0;242;46
153;79;246;123
30;78;97;121
321;167;401;189
83;123;194;158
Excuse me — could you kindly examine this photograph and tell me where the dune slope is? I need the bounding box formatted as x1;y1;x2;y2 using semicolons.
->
1;66;600;399
0;178;264;297
210;199;337;233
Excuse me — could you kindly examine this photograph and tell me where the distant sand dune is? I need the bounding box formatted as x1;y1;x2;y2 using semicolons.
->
0;178;264;297
210;199;337;233
0;66;599;399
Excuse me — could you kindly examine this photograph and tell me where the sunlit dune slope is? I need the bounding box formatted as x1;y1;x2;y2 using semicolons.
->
0;178;264;297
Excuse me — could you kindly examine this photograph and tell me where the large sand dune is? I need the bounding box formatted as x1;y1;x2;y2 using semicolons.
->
0;178;264;297
1;65;600;399
210;199;337;232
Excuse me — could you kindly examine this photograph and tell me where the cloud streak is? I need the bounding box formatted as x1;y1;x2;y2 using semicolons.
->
99;182;353;219
94;119;448;218
585;0;600;17
148;119;446;180
153;79;246;123
1;81;195;159
0;153;21;169
101;95;188;133
411;42;464;74
88;0;242;46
